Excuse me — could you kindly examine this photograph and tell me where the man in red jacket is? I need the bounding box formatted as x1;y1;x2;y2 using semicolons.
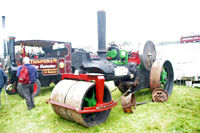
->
16;57;38;110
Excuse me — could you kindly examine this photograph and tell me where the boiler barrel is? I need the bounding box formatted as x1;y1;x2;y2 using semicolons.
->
50;79;112;127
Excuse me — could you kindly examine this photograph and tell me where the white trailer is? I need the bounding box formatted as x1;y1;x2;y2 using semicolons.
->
156;42;200;87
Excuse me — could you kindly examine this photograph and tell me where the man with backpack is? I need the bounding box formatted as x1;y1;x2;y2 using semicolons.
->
0;64;7;107
16;57;38;110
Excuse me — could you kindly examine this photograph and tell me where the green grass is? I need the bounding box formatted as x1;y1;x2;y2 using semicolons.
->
0;84;200;133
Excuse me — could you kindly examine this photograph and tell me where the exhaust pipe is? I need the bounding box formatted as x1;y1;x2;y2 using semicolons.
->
8;36;16;65
2;16;6;59
97;11;107;59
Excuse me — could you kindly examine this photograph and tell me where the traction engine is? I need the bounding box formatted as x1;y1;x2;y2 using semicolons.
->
5;38;72;97
47;11;174;127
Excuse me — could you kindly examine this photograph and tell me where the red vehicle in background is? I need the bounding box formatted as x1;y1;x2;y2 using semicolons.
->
180;34;200;43
5;37;72;97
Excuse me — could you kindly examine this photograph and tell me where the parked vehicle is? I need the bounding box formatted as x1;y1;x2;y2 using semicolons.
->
6;37;72;97
180;34;200;43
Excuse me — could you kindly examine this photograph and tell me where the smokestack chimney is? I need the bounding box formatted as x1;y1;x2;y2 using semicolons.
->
97;11;107;59
2;16;6;59
8;36;16;65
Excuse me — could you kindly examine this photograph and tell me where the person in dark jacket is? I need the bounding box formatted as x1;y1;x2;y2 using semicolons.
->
16;57;38;110
0;66;7;107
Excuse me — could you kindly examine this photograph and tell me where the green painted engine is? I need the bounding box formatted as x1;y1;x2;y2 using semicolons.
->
106;44;128;65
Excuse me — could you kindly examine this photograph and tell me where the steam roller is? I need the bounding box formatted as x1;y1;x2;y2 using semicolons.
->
46;11;174;127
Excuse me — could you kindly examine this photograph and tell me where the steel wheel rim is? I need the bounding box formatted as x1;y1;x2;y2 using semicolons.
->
150;60;174;96
162;61;174;95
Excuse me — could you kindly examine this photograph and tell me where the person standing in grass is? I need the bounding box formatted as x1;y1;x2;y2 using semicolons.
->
16;57;38;110
0;63;8;107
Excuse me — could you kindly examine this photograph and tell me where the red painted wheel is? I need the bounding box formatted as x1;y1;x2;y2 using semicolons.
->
33;79;41;97
17;79;41;98
33;82;37;94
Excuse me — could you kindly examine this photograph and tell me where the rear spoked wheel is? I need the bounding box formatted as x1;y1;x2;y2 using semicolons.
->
150;60;174;95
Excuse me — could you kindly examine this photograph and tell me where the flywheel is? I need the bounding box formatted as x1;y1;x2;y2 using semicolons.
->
139;41;156;71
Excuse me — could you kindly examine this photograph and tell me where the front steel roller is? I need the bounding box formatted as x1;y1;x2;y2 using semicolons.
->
50;79;112;127
150;60;174;95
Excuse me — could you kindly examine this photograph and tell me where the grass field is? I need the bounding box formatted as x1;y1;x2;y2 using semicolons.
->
0;84;200;133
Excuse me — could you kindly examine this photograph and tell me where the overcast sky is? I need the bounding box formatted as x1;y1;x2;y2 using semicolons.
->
1;0;200;55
